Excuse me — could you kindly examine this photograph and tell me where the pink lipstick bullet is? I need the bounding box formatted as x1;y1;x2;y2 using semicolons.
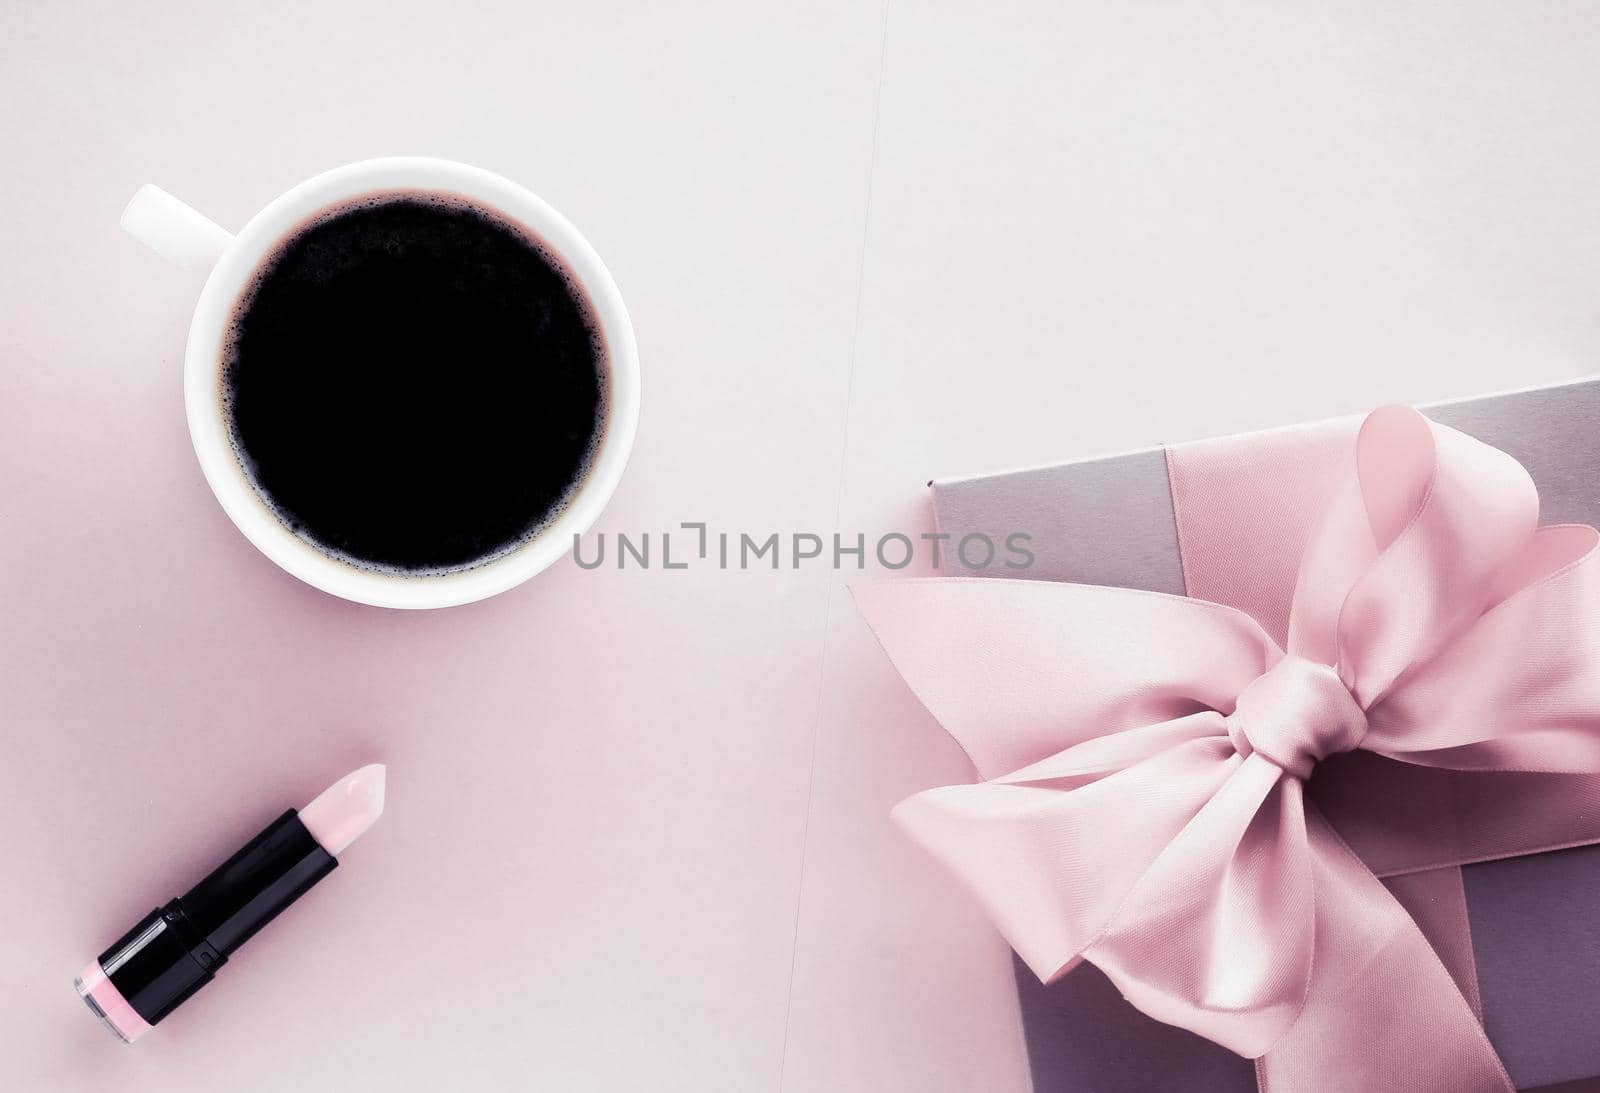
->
75;764;387;1043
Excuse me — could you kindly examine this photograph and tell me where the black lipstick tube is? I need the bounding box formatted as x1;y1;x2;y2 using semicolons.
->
78;810;336;1040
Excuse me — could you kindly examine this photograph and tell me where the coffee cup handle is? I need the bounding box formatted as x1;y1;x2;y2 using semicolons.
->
120;185;235;273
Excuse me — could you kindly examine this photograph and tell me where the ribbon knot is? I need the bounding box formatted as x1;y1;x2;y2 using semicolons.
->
1226;656;1365;779
856;405;1600;1093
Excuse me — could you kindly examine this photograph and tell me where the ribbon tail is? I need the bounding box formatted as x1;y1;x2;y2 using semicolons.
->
891;728;1241;985
1261;808;1513;1093
1382;866;1481;1020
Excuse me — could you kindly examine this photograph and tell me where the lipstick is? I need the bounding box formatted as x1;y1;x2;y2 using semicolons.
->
75;764;386;1043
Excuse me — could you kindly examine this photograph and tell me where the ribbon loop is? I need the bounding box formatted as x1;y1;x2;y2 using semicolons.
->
1227;656;1366;779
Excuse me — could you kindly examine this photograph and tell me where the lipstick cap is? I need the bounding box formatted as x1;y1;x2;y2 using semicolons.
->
87;902;219;1028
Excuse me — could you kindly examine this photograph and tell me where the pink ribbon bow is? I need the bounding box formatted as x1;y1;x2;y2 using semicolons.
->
857;406;1600;1092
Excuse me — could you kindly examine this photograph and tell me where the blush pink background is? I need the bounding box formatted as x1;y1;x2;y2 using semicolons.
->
5;3;1600;1091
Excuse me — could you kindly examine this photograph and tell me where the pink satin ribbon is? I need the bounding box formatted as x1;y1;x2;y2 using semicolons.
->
858;406;1600;1092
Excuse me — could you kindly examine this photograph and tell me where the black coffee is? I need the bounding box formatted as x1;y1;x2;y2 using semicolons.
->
224;193;606;573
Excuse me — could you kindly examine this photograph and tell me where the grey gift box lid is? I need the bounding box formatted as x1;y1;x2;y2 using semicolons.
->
929;377;1600;1093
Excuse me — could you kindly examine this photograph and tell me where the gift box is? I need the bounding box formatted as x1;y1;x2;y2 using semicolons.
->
913;377;1600;1093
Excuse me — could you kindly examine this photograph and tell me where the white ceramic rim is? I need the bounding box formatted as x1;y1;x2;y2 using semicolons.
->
184;157;639;609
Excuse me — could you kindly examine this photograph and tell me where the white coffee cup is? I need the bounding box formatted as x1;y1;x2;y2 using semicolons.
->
122;157;639;609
